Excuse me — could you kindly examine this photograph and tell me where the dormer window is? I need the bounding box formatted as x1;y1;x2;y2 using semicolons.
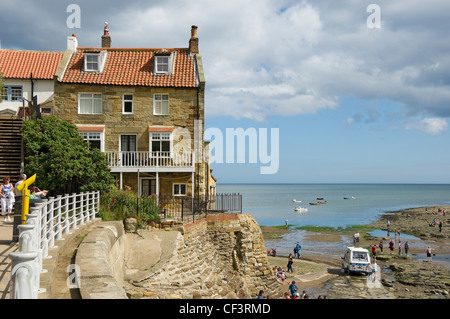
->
156;56;169;73
85;54;99;71
154;52;174;75
83;50;107;73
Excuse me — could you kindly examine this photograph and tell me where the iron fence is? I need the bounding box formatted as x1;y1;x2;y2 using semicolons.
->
156;193;242;223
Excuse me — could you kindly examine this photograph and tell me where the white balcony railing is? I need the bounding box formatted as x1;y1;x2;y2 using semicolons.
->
105;151;195;169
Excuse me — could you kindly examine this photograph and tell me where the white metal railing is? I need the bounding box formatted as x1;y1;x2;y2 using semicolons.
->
8;191;100;299
105;151;194;168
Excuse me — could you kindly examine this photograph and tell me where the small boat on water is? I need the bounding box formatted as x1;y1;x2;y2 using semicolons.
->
309;202;320;205
294;206;308;213
318;201;327;204
292;199;302;203
317;197;324;200
343;196;356;200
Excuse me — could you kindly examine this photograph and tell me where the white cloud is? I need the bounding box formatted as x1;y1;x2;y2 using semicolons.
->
404;117;448;135
2;0;450;124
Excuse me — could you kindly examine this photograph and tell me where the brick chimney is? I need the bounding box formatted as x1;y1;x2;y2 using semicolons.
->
101;22;111;48
189;25;199;54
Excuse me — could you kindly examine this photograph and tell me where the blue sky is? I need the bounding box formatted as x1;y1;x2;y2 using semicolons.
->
1;0;450;183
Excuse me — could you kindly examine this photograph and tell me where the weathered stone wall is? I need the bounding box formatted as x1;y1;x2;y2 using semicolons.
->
127;214;281;299
76;221;128;299
53;81;208;195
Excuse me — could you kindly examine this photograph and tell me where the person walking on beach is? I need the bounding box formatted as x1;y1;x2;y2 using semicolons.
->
427;246;433;262
389;239;394;254
398;240;402;256
287;253;294;273
439;221;443;233
404;241;409;256
371;244;377;259
379;240;384;253
387;220;390;230
288;281;298;298
294;242;302;258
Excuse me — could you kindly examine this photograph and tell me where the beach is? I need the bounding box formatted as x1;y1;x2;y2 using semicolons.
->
262;205;450;299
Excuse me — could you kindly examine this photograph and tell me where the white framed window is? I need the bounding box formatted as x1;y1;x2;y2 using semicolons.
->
122;94;133;114
155;56;169;74
153;94;169;115
150;132;172;157
84;54;99;71
78;93;102;114
173;183;187;196
80;131;104;151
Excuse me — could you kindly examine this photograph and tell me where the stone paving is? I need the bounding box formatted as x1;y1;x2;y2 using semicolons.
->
0;218;17;299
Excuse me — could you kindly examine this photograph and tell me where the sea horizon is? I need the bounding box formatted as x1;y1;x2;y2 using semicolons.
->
215;183;450;228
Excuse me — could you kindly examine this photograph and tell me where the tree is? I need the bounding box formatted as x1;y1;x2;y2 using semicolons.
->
22;116;114;195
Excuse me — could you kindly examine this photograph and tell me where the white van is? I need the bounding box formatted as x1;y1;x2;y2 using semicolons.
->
341;247;371;275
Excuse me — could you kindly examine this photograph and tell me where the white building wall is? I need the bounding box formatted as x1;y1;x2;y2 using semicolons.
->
0;79;55;114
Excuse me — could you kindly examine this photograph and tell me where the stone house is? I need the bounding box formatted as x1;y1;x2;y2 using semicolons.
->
0;49;63;116
52;25;215;200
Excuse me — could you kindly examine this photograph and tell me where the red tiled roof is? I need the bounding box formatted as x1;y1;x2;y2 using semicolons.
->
61;48;197;87
0;50;64;80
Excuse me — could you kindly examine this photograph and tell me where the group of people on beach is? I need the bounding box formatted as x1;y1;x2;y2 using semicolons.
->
0;174;48;222
371;239;410;258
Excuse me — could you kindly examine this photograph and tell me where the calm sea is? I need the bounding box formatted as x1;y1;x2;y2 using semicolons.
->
217;183;450;269
216;183;450;228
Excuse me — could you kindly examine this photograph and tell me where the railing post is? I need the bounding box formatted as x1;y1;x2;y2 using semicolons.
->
56;195;63;240
80;192;86;225
9;252;38;299
96;190;100;218
40;199;49;258
63;194;70;234
85;192;91;223
26;208;45;292
48;197;55;248
71;193;78;229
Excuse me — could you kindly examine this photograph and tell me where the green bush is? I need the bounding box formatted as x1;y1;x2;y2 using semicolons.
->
99;186;160;226
22;116;114;195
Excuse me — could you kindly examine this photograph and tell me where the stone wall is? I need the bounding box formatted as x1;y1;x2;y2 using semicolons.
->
127;214;281;299
76;221;128;299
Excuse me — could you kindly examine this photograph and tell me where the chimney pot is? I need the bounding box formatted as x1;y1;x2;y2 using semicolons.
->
189;25;199;54
101;22;111;48
191;25;198;38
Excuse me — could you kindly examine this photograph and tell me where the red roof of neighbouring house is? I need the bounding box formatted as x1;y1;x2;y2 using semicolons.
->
60;47;197;87
0;50;64;80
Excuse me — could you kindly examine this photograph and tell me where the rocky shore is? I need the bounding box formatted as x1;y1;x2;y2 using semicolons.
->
262;205;450;299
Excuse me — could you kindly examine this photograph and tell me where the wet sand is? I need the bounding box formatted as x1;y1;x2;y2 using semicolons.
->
261;205;450;299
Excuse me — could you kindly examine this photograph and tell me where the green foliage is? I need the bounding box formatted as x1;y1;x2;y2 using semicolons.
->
22;116;114;195
99;186;160;225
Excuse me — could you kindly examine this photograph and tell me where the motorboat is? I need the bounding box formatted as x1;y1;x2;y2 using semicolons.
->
317;197;324;200
292;199;302;203
294;206;308;213
318;201;327;204
309;202;320;205
343;196;356;200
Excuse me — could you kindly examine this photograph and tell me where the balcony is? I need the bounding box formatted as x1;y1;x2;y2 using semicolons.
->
105;151;195;172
